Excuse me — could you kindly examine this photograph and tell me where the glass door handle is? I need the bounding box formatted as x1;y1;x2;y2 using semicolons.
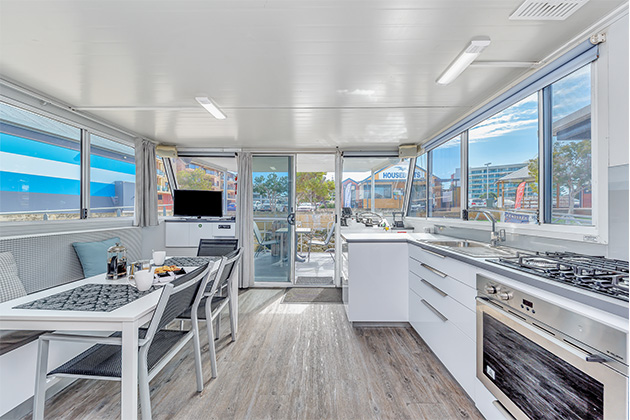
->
287;213;296;225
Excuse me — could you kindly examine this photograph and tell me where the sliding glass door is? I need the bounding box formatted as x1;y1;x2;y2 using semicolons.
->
252;156;294;283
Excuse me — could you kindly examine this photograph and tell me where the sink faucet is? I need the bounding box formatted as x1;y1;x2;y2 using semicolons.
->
480;211;506;247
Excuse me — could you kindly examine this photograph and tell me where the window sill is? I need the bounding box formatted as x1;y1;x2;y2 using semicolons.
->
0;218;136;239
406;216;606;245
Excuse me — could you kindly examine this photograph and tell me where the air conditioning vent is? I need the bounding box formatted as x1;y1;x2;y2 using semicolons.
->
509;0;589;20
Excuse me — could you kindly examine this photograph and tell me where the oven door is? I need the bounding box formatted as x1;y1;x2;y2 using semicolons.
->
476;298;628;420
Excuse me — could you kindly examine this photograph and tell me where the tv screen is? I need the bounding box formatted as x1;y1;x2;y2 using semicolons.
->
173;189;223;218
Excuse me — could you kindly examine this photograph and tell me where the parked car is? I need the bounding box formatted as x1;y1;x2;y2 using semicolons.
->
259;201;272;211
469;199;487;208
297;202;314;211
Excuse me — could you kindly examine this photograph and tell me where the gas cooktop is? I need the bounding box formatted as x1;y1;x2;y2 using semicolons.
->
489;251;629;302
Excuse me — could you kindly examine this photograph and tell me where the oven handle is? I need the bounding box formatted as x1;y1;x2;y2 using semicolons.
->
476;297;609;364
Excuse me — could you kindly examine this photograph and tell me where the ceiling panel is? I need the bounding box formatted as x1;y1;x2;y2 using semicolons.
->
0;0;625;149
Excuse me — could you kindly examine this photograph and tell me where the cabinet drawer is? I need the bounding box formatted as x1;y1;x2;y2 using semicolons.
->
409;244;475;287
409;257;476;311
409;289;476;398
409;271;475;340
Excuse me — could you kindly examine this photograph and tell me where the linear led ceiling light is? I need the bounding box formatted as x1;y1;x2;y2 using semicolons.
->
436;37;492;85
195;96;227;120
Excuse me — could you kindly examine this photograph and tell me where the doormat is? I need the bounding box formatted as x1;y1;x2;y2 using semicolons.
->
282;288;342;304
295;276;334;286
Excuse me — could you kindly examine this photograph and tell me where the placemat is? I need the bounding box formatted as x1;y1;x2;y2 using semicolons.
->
14;284;157;312
163;256;219;267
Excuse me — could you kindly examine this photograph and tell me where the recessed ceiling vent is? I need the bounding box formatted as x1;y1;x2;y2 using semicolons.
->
509;0;589;20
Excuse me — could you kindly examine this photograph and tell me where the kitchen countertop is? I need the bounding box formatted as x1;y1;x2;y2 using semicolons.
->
341;229;629;321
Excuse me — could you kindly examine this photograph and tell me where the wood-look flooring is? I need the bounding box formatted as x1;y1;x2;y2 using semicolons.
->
23;289;484;420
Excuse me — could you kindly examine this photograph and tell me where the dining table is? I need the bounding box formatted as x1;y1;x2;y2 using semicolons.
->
0;257;219;420
275;227;312;266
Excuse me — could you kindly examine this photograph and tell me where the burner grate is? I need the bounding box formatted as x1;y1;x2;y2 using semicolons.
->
491;252;629;302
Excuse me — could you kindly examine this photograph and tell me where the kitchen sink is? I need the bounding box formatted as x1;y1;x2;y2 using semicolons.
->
420;239;518;258
427;240;486;248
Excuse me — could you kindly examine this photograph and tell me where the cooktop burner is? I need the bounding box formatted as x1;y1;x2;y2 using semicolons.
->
490;252;629;302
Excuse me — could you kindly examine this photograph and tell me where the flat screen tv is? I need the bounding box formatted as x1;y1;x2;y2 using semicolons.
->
173;189;223;218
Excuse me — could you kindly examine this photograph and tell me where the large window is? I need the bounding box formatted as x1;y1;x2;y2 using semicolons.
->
342;157;410;224
550;65;592;225
156;156;173;216
407;62;596;233
172;157;237;217
468;94;539;224
429;136;461;218
0;102;136;222
408;154;428;217
89;134;135;218
0;102;82;221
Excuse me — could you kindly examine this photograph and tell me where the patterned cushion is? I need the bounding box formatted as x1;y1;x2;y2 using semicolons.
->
0;252;26;303
72;237;121;278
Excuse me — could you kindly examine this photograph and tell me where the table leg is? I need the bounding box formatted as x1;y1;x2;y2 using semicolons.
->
121;322;139;420
279;233;284;267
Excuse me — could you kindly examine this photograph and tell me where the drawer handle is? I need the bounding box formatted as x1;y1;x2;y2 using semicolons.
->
421;247;446;259
421;279;448;297
421;299;448;322
492;400;516;420
420;263;447;278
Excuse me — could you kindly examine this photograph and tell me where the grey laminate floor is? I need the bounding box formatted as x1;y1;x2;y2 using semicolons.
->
25;289;484;420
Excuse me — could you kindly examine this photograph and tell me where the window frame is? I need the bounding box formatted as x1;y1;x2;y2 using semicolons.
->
166;155;238;217
0;98;136;226
406;58;608;245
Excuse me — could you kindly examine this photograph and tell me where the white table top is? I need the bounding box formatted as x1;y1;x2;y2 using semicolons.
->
0;266;201;327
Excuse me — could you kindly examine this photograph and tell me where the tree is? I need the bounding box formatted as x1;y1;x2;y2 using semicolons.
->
296;172;335;206
177;168;216;190
527;139;591;213
253;173;288;210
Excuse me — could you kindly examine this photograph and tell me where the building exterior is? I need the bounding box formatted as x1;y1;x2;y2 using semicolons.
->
469;163;529;202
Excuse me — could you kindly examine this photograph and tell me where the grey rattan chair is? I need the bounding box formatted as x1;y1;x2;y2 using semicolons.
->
32;262;214;420
177;248;241;378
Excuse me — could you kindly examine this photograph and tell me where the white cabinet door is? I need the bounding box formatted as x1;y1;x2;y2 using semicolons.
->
165;222;190;247
189;222;214;247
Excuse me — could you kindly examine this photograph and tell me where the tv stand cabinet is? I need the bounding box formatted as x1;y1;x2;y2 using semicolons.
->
165;219;236;248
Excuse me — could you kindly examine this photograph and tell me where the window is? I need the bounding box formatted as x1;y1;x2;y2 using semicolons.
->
429;136;461;218
408;154;427;217
342;157;410;223
156;156;173;216
172;157;237;217
89;134;135;218
0;102;81;221
550;65;592;225
468;94;539;224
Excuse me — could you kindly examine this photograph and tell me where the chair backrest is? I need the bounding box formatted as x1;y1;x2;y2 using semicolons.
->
253;224;264;244
197;239;239;257
205;248;242;298
144;262;212;340
342;207;352;217
323;221;336;244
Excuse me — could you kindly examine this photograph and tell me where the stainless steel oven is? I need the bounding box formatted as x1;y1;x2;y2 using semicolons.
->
476;275;628;420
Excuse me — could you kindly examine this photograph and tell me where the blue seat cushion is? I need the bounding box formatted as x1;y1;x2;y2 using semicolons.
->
72;237;121;278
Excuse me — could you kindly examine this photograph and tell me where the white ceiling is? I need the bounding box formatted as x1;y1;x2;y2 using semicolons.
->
0;0;625;150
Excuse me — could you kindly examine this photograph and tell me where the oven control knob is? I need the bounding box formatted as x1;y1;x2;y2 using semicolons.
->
498;291;513;301
485;285;497;294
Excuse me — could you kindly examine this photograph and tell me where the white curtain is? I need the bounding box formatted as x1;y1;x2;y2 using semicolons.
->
134;139;158;227
236;152;254;288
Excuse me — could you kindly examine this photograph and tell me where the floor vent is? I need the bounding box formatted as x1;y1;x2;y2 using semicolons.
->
509;0;589;20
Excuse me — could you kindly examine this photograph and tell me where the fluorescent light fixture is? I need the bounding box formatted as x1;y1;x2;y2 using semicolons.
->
195;96;227;120
436;37;491;85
